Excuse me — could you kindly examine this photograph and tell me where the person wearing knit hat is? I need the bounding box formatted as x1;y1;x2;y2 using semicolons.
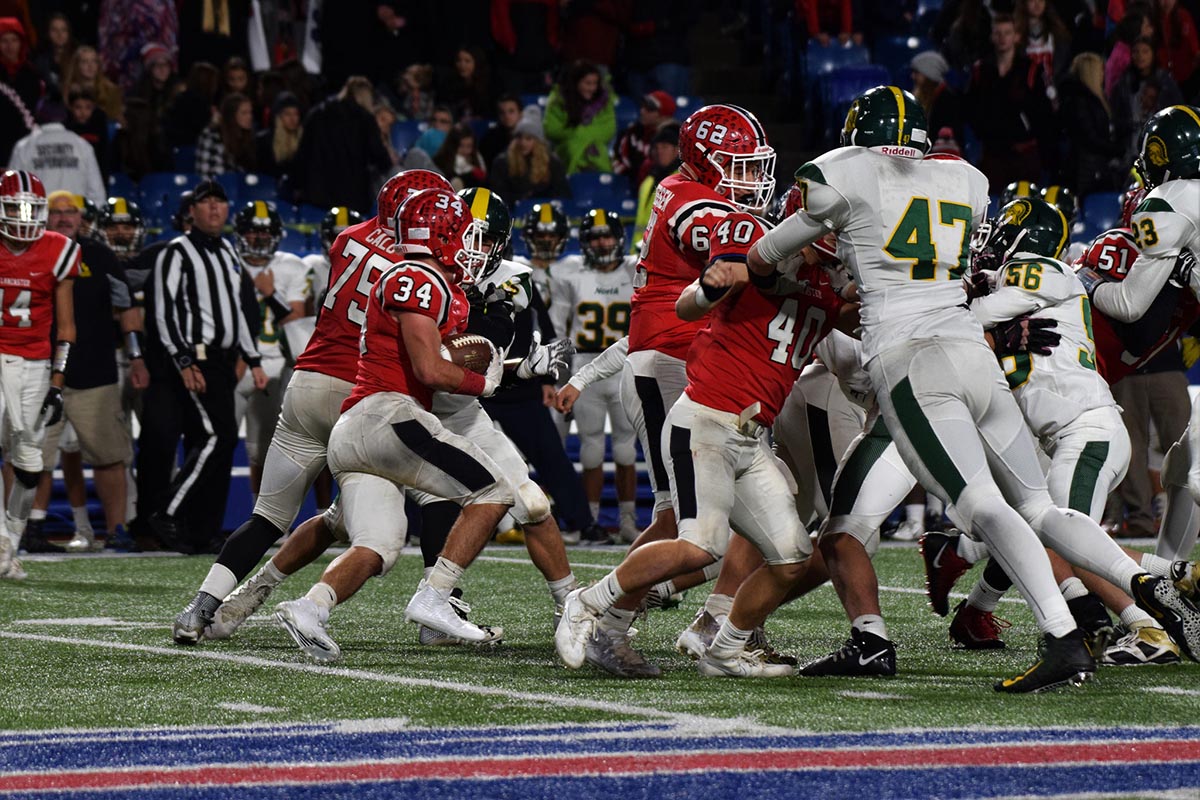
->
141;42;173;68
910;50;964;153
489;104;570;202
256;91;303;188
613;89;676;187
513;104;546;143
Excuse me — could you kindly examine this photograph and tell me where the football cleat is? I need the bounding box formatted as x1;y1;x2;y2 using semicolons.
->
618;513;640;544
64;529;103;553
103;524;138;552
748;625;798;666
275;598;341;662
560;529;581;545
891;519;923;542
585;627;661;678
494;527;525;546
579;523;611;545
698;648;794;678
949;600;1010;650
1101;626;1181;666
172;592;221;645
920;531;971;617
2;557;27;580
405;583;503;644
0;533;13;576
207;577;275;640
19;520;64;553
800;629;897;677
1130;574;1200;662
644;584;684;611
994;629;1095;693
417;588;500;646
555;588;599;668
1172;560;1199;602
1066;593;1116;656
676;608;723;660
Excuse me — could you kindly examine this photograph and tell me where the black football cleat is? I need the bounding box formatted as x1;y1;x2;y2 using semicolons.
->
800;629;896;677
1066;593;1116;656
994;629;1095;693
19;519;64;553
1130;574;1200;663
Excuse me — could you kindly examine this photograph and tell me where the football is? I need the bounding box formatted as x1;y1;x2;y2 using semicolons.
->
442;334;495;374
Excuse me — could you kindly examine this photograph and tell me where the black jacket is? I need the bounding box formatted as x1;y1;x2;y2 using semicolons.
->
293;96;391;213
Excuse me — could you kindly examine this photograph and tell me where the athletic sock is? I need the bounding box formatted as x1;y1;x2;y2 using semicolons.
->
1140;553;1173;577
1119;604;1159;630
547;573;578;607
588;501;600;520
704;592;734;620
598;606;636;634
1058;577;1088;602
306;582;337;611
852;614;889;641
198;563;239;600
580;571;624;614
708;619;753;659
427;556;465;593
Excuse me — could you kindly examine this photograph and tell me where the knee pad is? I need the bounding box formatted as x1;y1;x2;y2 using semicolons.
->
579;434;605;471
513;479;551;525
13;467;39;489
611;434;637;466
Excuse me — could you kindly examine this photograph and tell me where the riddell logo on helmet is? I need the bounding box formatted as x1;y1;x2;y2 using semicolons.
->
877;145;921;156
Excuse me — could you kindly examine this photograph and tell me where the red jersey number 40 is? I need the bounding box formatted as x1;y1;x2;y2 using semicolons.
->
767;300;826;369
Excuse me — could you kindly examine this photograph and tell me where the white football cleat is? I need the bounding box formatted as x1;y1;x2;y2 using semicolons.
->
208;577;275;640
698;648;795;678
404;583;503;644
0;534;13;576
275;598;341;662
892;519;923;542
555;588;599;669
64;530;102;553
2;557;26;580
676;608;724;660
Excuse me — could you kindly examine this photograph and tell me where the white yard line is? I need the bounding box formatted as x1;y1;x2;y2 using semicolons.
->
0;630;786;736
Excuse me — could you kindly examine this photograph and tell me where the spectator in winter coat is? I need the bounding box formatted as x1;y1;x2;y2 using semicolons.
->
543;60;615;175
1059;53;1124;194
433;123;488;190
194;91;256;178
9;101;105;204
254;91;302;186
489;104;570;201
63;46;123;124
164;61;219;148
292;76;391;213
130;43;180;128
32;13;74;99
65;87;110;178
479;93;521;167
910;51;964;147
0;16;41;113
437;47;495;121
1111;37;1185;169
612;90;674;190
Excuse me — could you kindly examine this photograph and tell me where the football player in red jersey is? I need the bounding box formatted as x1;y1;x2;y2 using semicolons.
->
558;212;850;677
172;169;454;643
273;188;518;661
0;170;78;579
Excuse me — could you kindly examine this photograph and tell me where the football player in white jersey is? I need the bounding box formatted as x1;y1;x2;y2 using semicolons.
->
304;206;362;310
745;86;1200;692
231;202;310;494
519;202;570;305
549;208;640;542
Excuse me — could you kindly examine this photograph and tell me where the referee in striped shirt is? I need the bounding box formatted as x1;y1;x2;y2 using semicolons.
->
149;179;267;553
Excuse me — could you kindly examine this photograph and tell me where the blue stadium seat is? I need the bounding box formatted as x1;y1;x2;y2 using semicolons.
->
468;119;492;142
106;172;136;200
1082;192;1122;233
820;64;891;141
916;0;943;15
873;35;931;88
806;40;871;84
172;146;196;172
239;173;277;203
139;172;201;208
216;174;241;207
673;95;703;120
519;93;549;111
568;172;629;210
295;204;328;226
614;95;638;130
392;119;425;153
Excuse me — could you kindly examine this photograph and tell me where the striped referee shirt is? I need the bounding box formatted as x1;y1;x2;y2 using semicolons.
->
153;230;261;370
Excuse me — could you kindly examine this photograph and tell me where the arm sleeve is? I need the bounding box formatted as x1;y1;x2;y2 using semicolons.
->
567;336;629;391
756;176;850;264
153;245;196;367
1091;251;1175;322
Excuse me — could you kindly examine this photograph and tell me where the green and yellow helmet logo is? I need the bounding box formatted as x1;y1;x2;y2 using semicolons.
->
1001;199;1033;227
1137;105;1200;187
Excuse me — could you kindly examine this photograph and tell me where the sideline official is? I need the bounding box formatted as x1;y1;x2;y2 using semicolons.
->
149;179;266;553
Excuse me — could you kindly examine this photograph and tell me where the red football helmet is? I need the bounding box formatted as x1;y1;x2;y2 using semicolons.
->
0;169;47;243
678;104;776;212
377;169;454;230
1119;182;1148;228
395;189;485;280
1076;228;1139;281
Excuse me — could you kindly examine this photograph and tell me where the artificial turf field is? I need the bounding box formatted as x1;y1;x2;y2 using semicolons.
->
1;541;1198;799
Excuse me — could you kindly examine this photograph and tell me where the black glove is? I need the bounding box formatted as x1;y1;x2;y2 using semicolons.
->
1171;250;1197;288
963;270;992;301
992;315;1060;357
40;386;64;427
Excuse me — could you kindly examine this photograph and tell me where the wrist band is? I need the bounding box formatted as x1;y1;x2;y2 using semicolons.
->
693;283;716;310
748;269;779;290
52;341;71;374
125;330;145;360
265;293;292;320
456;369;486;396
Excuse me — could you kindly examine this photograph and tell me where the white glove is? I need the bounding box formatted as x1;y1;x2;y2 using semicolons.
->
482;345;504;397
517;332;575;380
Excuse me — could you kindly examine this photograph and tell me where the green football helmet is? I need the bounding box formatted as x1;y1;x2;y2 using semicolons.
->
457;187;512;281
1136;105;1200;188
970;197;1069;273
840;85;930;157
1000;180;1039;207
1039;184;1077;226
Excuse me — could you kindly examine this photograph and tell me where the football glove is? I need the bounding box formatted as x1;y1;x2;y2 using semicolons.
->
40;386;64;428
964;269;992;301
992;315;1060;358
1171;250;1197;289
482;346;504;397
517;333;574;380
